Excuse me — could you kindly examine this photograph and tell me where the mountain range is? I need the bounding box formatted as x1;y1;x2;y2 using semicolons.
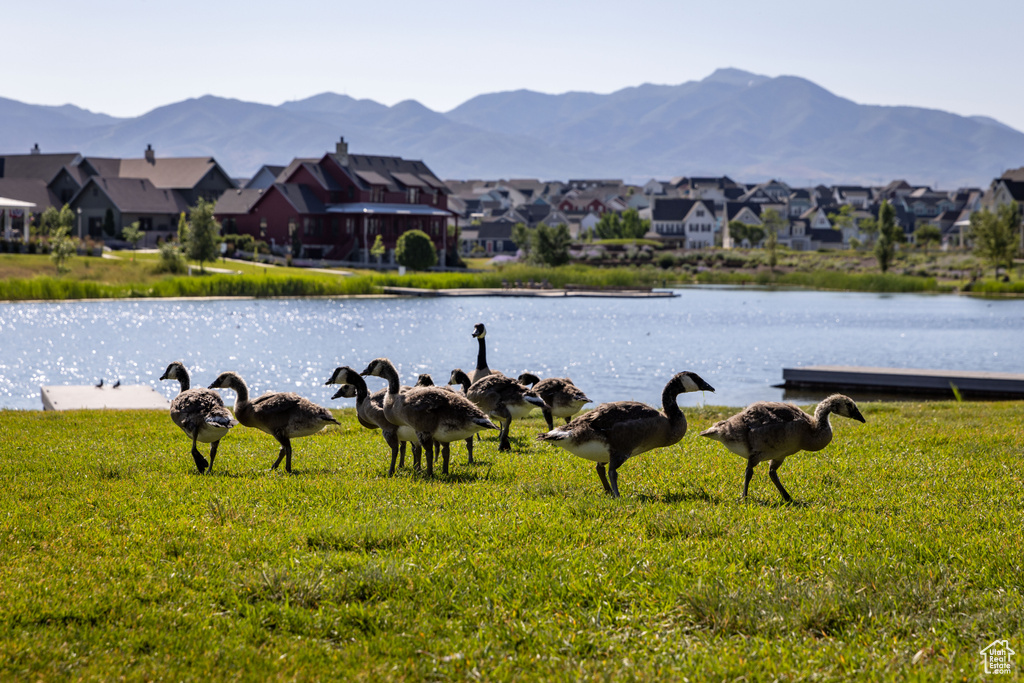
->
2;68;1022;188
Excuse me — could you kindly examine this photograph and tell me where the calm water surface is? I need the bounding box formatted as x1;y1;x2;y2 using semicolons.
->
0;287;1021;410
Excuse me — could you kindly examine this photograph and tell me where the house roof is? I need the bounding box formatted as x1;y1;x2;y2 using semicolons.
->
0;178;59;210
651;198;712;221
724;202;763;222
997;179;1024;201
0;153;80;182
1000;167;1024;183
332;153;448;192
117;156;227;190
78;177;190;214
271;183;326;214
214;188;265;215
475;222;514;239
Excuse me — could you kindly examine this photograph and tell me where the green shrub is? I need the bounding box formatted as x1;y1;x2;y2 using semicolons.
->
153;242;187;274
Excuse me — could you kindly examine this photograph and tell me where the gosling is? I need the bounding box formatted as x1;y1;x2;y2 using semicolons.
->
160;361;238;474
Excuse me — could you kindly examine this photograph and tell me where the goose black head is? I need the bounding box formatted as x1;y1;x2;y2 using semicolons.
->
674;371;716;394
517;372;540;387
472;323;487;339
359;358;390;378
325;366;358;386
415;374;435;387
331;384;358;400
829;394;866;423
208;371;241;390
159;361;186;381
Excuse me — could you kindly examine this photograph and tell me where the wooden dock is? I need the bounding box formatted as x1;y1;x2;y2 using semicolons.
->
41;385;171;411
781;366;1024;399
380;286;677;298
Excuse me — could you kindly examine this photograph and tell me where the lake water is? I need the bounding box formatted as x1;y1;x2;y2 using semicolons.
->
0;287;1022;411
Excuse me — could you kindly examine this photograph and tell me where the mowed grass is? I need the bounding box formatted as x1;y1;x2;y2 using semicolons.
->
0;401;1021;680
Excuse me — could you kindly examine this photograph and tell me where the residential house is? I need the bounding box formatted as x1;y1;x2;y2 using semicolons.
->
214;137;454;264
646;197;717;248
243;165;287;190
70;176;189;243
722;202;763;248
833;185;874;209
461;219;518;256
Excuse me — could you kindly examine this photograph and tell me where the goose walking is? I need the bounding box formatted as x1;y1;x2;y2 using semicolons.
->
208;371;339;473
700;394;865;502
415;373;475;463
326;365;421;475
159;361;238;474
518;372;592;431
450;369;545;452
360;358;497;476
538;371;714;497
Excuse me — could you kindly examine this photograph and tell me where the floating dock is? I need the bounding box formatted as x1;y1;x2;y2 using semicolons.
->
380;286;677;298
41;385;171;411
781;366;1024;399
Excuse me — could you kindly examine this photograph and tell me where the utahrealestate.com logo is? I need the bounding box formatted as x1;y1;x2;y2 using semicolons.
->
980;639;1015;675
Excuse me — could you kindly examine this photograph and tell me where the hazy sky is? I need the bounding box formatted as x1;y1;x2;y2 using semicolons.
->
7;0;1023;131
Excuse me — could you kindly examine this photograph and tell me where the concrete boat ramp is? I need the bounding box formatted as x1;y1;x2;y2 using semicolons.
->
781;366;1024;400
41;385;170;411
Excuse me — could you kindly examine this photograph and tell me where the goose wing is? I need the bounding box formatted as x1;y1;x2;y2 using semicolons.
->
249;391;303;415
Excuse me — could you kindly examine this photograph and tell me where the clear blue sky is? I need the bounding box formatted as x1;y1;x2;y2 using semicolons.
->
7;0;1023;132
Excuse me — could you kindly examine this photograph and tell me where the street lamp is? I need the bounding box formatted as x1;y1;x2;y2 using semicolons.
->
77;208;82;240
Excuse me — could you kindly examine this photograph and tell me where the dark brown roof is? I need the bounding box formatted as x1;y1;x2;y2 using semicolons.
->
0;153;80;182
117;156;225;189
0;178;59;210
214;188;265;215
79;177;189;214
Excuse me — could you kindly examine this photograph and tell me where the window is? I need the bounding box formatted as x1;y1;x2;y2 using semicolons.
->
696;209;705;217
408;188;418;203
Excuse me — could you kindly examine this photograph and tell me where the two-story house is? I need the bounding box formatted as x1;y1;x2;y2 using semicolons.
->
647;198;717;249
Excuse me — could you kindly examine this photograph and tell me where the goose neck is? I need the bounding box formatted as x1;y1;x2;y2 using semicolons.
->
475;336;488;371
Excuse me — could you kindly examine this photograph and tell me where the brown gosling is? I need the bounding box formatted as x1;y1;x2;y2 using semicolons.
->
208;371;338;473
700;394;866;502
450;368;546;452
537;371;714;498
415;373;475;464
160;361;238;474
326;365;421;475
518;372;592;431
360;358;497;477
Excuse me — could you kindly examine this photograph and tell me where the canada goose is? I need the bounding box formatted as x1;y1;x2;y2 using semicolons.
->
518;372;592;430
451;369;546;452
112;379;121;389
700;394;866;502
469;323;498;383
360;358;497;476
159;361;238;474
537;371;715;497
208;371;339;473
95;378;104;388
420;373;476;463
326;365;421;475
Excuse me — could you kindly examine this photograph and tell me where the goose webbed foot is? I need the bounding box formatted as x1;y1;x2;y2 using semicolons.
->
190;435;209;474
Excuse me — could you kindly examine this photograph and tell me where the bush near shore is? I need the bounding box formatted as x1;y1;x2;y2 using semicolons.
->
0;401;1019;679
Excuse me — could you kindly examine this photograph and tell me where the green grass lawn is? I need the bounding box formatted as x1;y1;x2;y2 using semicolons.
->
0;401;1020;680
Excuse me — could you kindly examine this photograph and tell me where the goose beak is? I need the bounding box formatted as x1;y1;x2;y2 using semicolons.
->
852;407;866;423
330;387;347;400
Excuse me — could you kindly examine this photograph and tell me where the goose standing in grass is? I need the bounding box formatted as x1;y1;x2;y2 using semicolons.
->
208;371;338;473
468;323;499;383
422;372;477;463
325;365;421;476
518;372;592;431
360;358;497;477
537;371;714;497
159;361;238;474
700;394;866;502
451;369;546;452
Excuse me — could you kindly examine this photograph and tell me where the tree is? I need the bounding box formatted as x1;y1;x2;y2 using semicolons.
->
970;201;1020;277
533;223;571;266
857;216;878;247
914;223;942;253
511;222;533;259
592;209;649;240
761;208;786;270
121;221;143;260
37;207;60;237
370;234;386;264
49;225;76;274
103;208;116;237
181;198;221;273
728;220;764;247
874;200;901;273
395;229;437;271
828;204;856;247
620;208;649;239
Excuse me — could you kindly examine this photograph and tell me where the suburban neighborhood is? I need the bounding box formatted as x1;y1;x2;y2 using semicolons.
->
0;136;1021;266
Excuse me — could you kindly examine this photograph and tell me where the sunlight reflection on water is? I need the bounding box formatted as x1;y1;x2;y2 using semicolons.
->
0;287;1021;410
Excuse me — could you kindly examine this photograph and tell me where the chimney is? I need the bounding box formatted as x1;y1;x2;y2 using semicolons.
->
145;144;155;164
30;143;40;155
335;136;349;166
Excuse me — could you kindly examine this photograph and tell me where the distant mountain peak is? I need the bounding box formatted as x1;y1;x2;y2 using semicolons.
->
702;67;770;87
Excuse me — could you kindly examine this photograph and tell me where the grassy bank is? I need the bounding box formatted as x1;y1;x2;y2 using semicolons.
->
1;401;1020;680
0;250;1021;300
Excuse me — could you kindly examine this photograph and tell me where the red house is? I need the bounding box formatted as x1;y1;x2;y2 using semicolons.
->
215;138;454;264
